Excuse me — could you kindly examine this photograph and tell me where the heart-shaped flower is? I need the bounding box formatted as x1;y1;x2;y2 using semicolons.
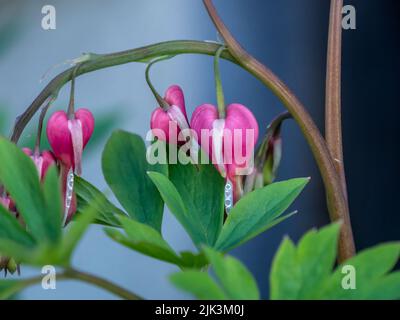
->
46;108;94;175
22;148;56;180
150;85;189;143
191;103;259;201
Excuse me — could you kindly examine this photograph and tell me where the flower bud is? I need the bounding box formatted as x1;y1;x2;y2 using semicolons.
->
244;112;290;193
22;148;56;180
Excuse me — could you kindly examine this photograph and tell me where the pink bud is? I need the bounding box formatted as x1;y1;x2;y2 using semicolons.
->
22;148;56;180
150;85;189;143
46;108;94;175
191;103;259;201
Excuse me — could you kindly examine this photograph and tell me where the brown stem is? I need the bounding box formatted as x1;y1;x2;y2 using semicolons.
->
325;0;348;199
203;0;355;261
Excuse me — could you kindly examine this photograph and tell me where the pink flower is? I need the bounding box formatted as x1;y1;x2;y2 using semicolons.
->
191;103;259;202
46;108;94;175
150;85;189;143
22;148;56;180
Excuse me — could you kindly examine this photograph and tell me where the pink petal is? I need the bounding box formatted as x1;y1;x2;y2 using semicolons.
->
164;85;187;118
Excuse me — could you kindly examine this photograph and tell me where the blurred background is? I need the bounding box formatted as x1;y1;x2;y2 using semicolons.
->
0;0;398;299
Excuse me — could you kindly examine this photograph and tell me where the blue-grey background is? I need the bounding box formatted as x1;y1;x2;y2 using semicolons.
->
0;0;398;299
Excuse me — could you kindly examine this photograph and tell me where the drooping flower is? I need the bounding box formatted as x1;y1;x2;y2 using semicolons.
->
190;103;259;202
46;108;94;175
150;85;189;143
22;148;56;180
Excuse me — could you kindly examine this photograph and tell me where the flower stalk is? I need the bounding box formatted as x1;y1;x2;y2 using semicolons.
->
214;45;226;119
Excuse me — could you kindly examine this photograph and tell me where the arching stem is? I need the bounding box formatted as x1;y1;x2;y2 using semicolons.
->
145;56;175;110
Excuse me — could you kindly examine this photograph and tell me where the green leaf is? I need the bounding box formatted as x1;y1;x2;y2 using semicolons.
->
42;166;63;242
57;199;101;264
102;130;167;231
0;278;38;300
168;162;225;246
75;176;126;227
215;178;309;252
270;223;400;300
364;272;400;300
170;271;227;300
203;247;259;299
270;223;340;299
0;239;37;263
0;205;35;248
0;137;52;242
178;251;208;269
147;171;195;243
105;215;208;269
320;242;400;299
296;223;340;298
105;216;181;265
269;237;300;300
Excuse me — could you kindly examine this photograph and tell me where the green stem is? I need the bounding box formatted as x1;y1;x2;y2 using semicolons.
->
34;96;54;154
214;45;226;118
67;64;81;119
64;267;143;300
14;268;142;300
145;57;171;110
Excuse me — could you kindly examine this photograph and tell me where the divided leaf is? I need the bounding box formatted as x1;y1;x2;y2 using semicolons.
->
105;216;181;265
168;162;225;246
105;215;208;269
0;138;61;243
270;223;400;300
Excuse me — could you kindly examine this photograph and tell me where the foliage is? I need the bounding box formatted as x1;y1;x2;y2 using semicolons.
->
171;224;400;300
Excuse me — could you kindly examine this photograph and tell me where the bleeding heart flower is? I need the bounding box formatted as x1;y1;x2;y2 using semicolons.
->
191;103;259;202
46;108;94;176
22;148;56;180
150;85;189;143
